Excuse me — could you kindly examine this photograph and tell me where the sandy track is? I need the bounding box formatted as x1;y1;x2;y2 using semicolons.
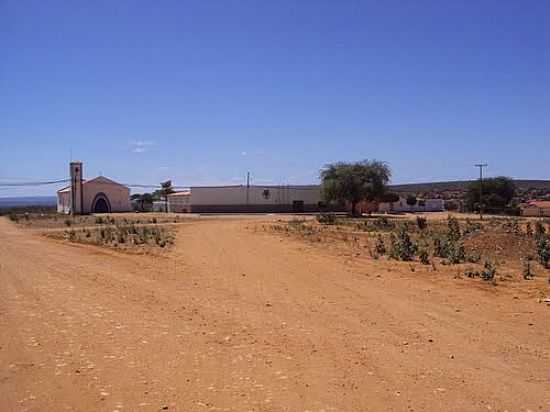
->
0;217;549;411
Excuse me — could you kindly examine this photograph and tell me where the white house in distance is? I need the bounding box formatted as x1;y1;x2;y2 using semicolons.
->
378;196;445;213
57;161;132;214
168;185;322;213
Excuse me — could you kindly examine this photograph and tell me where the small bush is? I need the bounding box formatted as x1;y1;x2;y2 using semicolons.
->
418;248;430;265
535;221;546;240
464;219;481;235
445;240;466;265
536;235;550;269
374;235;386;256
416;216;427;230
316;213;336;225
522;256;534;280
480;260;497;281
466;251;481;263
8;213;19;223
64;219;72;227
67;229;76;241
95;216;104;224
389;225;417;261
525;222;533;237
447;215;461;241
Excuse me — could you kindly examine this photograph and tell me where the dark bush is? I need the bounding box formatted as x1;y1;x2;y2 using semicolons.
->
416;216;427;230
418;248;430;265
316;213;336;225
480;260;497;281
536;235;550;269
389;225;417;261
374;235;386;256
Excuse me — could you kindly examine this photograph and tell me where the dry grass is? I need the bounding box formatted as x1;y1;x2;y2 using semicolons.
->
262;213;550;291
9;212;190;229
45;221;175;252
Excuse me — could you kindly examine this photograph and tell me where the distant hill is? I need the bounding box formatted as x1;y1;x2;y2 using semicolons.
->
390;180;550;194
0;196;57;209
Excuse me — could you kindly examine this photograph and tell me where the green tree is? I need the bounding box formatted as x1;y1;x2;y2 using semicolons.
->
406;195;418;207
320;160;391;216
131;193;154;212
159;181;174;212
381;192;400;203
465;177;516;213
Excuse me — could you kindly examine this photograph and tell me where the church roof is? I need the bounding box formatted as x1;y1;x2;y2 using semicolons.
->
85;176;127;187
57;176;128;194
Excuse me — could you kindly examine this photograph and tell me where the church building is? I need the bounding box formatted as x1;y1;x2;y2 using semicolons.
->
57;162;131;214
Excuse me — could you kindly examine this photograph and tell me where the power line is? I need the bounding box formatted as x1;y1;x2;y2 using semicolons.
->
474;163;488;220
0;178;70;187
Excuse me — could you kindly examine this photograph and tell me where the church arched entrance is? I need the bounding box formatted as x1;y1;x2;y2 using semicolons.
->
92;193;111;213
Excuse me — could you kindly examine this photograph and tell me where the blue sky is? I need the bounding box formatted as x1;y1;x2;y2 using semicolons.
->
1;0;549;196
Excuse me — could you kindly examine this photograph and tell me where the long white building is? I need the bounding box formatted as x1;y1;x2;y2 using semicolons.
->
168;185;322;213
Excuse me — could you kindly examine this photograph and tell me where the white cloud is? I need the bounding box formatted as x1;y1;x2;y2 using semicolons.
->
241;151;247;156
130;140;155;153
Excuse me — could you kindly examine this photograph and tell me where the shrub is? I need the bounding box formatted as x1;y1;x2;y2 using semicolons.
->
522;256;534;280
447;215;461;242
433;237;443;257
316;213;336;225
536;235;550;269
535;221;546;240
525;222;533;237
464;268;479;278
464;219;481;235
374;235;386;256
95;216;104;224
416;216;427;230
8;212;19;223
466;251;481;263
446;240;466;264
512;219;521;235
67;229;76;241
64;219;72;227
389;225;417;261
433;236;465;264
480;260;497;281
418;248;430;265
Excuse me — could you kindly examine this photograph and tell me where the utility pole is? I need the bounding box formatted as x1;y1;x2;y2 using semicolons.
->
474;163;488;220
246;172;250;211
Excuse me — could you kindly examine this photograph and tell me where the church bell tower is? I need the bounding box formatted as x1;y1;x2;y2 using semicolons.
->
70;161;83;215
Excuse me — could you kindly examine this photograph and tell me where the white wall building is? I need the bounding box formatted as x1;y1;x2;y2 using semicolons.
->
57;162;131;214
167;191;191;213
167;185;322;213
378;197;445;213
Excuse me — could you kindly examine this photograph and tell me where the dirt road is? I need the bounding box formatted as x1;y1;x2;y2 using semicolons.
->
1;217;549;411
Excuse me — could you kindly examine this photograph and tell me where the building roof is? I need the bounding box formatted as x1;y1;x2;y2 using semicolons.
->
85;176;127;187
168;191;191;197
57;176;128;194
189;184;320;190
522;200;550;208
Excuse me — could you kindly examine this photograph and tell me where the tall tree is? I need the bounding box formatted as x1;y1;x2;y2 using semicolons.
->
320;160;391;216
465;176;516;213
159;180;174;212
